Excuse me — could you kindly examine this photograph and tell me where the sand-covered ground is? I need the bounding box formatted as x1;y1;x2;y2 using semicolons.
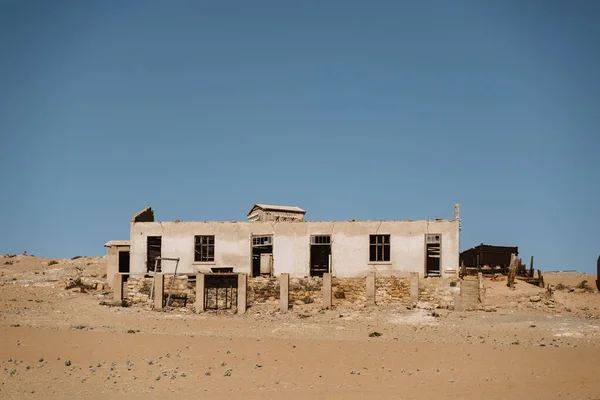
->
1;254;599;399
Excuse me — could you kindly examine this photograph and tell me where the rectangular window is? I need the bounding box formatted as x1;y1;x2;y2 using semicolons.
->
194;235;215;262
252;236;272;247
310;235;331;245
426;234;441;244
369;234;390;262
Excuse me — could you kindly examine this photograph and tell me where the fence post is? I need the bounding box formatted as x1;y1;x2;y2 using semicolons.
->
322;273;332;309
195;273;205;313
113;273;123;303
366;272;376;305
237;273;247;314
154;274;164;310
280;273;289;311
410;272;419;304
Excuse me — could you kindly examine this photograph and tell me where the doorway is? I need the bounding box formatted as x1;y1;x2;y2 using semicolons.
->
251;235;273;277
310;235;331;277
425;234;441;276
147;236;162;272
118;251;130;282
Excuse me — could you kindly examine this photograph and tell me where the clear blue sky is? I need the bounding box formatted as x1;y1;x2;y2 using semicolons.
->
1;1;598;273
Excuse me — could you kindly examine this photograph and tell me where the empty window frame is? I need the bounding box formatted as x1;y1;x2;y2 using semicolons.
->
194;235;215;262
426;234;441;244
252;236;272;247
310;235;331;245
369;234;390;262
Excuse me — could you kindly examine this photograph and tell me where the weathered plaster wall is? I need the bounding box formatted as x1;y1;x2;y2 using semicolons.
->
129;219;459;279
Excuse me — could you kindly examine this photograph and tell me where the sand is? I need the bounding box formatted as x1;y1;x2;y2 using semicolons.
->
1;254;599;399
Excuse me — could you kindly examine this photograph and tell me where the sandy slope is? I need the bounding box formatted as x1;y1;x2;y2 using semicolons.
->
1;255;599;399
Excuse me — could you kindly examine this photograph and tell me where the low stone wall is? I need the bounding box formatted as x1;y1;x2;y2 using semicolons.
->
123;277;152;304
376;277;411;304
248;277;280;304
250;276;412;306
332;277;366;305
290;277;323;305
419;277;461;309
123;276;196;308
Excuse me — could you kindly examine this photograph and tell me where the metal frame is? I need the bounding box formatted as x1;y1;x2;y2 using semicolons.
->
148;257;180;309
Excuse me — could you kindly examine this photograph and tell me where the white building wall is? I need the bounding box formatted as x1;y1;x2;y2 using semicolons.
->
129;219;459;278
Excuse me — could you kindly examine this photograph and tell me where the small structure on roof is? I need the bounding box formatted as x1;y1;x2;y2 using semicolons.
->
247;203;306;222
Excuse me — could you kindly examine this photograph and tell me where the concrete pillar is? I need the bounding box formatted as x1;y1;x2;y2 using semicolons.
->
153;273;164;310
366;272;376;305
410;272;419;304
195;273;205;313
113;273;123;302
237;273;247;314
454;291;463;312
322;273;332;309
280;273;289;311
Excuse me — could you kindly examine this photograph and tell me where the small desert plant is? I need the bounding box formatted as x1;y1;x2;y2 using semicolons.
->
3;261;13;265
576;280;589;289
369;331;383;337
72;324;87;330
48;260;58;266
555;283;566;290
449;281;457;287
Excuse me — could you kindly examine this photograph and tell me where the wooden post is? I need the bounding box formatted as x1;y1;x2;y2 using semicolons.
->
529;256;534;277
596;255;600;291
507;254;517;290
537;269;544;288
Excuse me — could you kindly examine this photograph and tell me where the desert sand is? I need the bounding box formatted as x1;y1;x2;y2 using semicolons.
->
1;254;599;399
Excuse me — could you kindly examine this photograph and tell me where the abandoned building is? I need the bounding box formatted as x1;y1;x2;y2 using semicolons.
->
460;243;519;269
105;203;461;287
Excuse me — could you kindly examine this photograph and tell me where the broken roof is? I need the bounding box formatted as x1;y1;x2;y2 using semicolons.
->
104;240;130;247
248;203;306;216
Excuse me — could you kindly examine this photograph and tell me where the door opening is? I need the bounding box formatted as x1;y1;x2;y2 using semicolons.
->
251;236;273;277
425;234;441;276
310;235;331;277
118;251;130;282
147;236;162;272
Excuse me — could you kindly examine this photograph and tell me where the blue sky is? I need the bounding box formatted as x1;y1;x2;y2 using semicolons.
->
0;1;598;273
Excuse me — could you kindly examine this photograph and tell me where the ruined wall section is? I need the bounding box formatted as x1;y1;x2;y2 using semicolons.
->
123;276;195;308
130;218;459;278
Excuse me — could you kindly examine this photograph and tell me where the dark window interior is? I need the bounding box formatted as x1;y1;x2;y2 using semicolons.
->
195;235;215;262
369;234;390;262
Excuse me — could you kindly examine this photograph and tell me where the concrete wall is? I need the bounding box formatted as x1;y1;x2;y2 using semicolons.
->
129;219;459;278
